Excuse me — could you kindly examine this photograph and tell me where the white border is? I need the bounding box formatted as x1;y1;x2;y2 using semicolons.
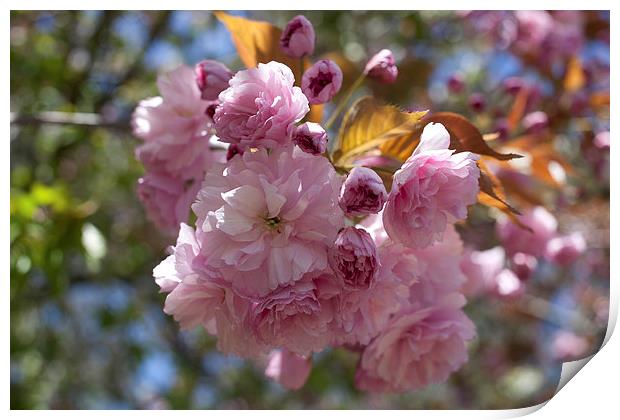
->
5;2;617;418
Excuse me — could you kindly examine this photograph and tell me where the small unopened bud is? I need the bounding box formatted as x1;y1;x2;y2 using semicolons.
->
339;167;387;216
522;111;549;134
195;60;233;101
447;74;465;93
468;93;486;113
502;77;525;96
511;252;537;281
329;227;379;290
364;49;398;83
280;15;315;58
301;59;343;104
292;122;327;155
545;232;586;266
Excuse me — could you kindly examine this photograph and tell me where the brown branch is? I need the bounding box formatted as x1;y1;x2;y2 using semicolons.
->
10;111;130;133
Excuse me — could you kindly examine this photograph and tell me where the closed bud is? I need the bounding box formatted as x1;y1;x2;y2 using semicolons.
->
502;77;525;96
292;122;327;155
195;60;233;101
447;73;465;93
545;232;586;266
301;59;343;104
364;49;398;83
339;167;387;216
511;252;537;281
329;227;379;290
280;15;315;58
522;111;549;134
468;93;486;113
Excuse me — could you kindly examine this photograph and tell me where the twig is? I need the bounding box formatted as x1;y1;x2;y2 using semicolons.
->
10;111;130;133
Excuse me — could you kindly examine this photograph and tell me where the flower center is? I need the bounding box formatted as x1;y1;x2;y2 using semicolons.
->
264;216;282;230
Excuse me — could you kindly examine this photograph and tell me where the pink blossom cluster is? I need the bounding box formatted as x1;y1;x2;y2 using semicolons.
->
134;14;484;393
460;206;587;300
462;11;586;66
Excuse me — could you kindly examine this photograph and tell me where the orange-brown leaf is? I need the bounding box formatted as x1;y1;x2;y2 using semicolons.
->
564;56;586;93
333;97;427;165
506;89;529;132
477;159;521;216
425;112;522;160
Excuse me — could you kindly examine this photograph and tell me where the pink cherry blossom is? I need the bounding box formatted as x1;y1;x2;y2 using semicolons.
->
551;330;589;361
460;246;506;297
364;49;398;83
192;146;344;297
292;122;328;155
153;224;268;358
594;131;610;149
408;225;467;306
331;266;409;346
132;65;216;178
355;294;475;393
329;227;379;291
545;232;586;266
265;349;312;390
339;167;388;217
280;15;315;58
383;122;480;249
195;59;233;101
250;275;335;355
137;172;201;236
496;206;557;257
214;61;309;149
301;59;343;104
514;10;553;51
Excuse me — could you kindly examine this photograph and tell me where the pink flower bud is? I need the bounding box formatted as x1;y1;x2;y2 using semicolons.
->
594;131;610;149
551;330;589;361
502;77;525;96
280;15;315;58
265;349;312;390
194;60;233;101
496;206;557;257
447;73;465;93
545;232;586;266
469;93;486;113
339;167;387;216
329;227;378;290
301;59;343;104
292;122;327;155
522;111;548;134
511;252;537;281
364;49;398;83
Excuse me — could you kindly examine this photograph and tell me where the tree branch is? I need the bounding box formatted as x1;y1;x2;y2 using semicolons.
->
10;111;130;133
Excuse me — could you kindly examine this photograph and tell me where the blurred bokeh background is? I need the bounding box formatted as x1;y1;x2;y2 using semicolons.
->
10;10;610;409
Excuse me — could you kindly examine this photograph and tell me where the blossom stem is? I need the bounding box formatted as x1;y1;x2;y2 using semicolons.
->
298;57;305;87
324;73;366;130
